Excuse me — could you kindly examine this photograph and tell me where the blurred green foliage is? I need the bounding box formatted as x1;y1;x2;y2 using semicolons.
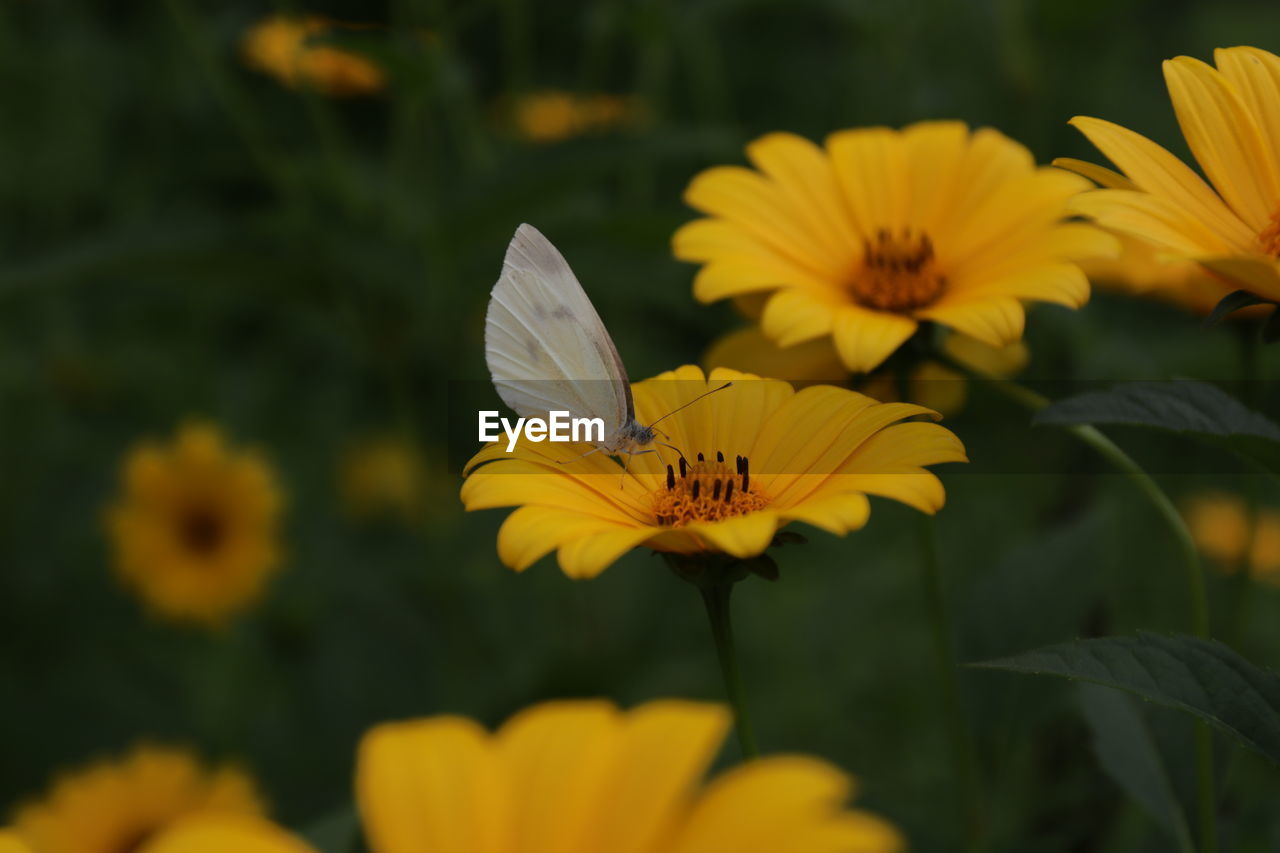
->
4;1;1280;850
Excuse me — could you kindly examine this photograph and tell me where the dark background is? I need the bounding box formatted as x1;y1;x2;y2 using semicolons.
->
3;1;1280;850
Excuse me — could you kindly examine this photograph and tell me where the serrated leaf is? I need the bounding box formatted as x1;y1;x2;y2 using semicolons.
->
973;633;1280;765
1077;683;1195;853
1203;289;1273;327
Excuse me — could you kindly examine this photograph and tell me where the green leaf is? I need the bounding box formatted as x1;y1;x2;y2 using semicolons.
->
1033;380;1280;474
1076;683;1195;853
973;633;1280;765
1203;289;1274;327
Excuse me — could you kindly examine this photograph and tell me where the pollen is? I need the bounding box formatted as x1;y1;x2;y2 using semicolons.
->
850;227;947;312
652;452;769;527
1258;208;1280;257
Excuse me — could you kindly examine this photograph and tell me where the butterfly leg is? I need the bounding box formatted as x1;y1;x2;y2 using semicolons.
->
555;446;606;465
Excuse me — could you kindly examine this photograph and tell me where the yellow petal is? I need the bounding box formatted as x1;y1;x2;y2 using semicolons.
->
1198;256;1280;301
1214;46;1280;195
776;491;872;535
1068;189;1228;257
916;297;1024;348
901;121;971;234
945;168;1089;269
1052;156;1137;190
670;757;863;853
675;219;836;302
831;305;918;373
1069;115;1254;251
140;817;317;853
498;701;621;853
949;262;1091;308
746;132;862;263
576;701;731;853
684;510;781;557
836;421;968;513
497;505;635;572
1164;55;1279;230
827;127;909;237
683;166;847;282
556;524;659;578
357;717;505;853
760;288;842;347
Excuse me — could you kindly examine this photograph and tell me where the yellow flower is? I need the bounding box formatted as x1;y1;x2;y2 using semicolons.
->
1184;492;1280;584
509;90;642;143
107;423;284;627
241;15;385;97
462;365;966;578
673;124;1114;374
1055;157;1259;316
339;435;428;523
10;746;264;853
1066;46;1280;301
139;700;903;853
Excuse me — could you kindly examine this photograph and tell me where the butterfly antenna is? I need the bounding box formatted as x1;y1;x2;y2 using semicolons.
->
648;382;733;429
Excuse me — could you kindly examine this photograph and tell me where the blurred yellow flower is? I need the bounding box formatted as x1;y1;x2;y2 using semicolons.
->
107;423;284;627
241;14;385;97
1184;492;1280;584
462;365;965;578
0;832;30;853
510;90;641;143
1068;46;1280;302
140;700;903;853
674;124;1114;373
10;746;264;853
339;435;427;523
361;700;904;853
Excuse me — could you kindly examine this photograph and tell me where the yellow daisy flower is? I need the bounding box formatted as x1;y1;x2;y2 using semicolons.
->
673;123;1115;374
508;90;642;143
1055;157;1260;316
462;365;966;579
241;14;385;97
10;746;264;853
1067;46;1280;301
1185;492;1280;584
338;435;428;523
107;423;284;627
139;700;903;853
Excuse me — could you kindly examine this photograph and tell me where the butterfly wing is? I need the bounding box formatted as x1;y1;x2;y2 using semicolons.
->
484;224;633;441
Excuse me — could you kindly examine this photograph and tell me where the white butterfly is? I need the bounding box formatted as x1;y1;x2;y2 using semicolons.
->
485;224;727;463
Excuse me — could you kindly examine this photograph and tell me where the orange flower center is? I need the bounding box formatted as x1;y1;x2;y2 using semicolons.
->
652;452;768;527
850;228;947;312
1258;209;1280;257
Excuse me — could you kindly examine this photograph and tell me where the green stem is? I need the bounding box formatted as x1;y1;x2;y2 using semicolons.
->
917;513;985;849
937;355;1217;852
699;578;759;759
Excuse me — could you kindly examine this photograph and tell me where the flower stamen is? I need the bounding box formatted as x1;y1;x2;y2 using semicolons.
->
653;453;769;527
851;227;947;312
